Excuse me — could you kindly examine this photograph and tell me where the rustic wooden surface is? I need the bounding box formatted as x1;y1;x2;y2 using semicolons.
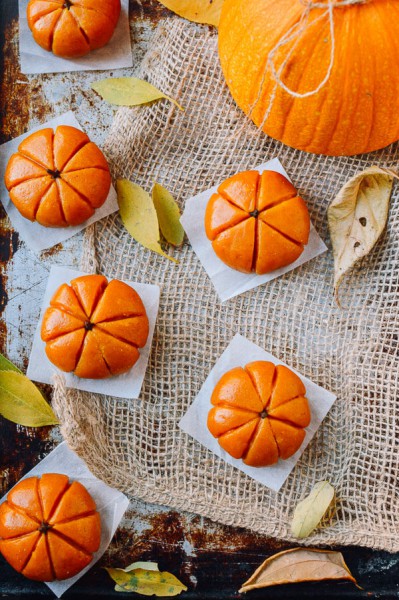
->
0;1;399;598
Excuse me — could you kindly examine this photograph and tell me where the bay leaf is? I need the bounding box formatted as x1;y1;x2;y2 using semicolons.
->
327;166;396;306
157;0;223;26
0;370;59;427
291;481;335;539
105;562;187;596
0;352;23;374
152;183;184;247
91;77;183;110
117;179;177;263
240;548;358;592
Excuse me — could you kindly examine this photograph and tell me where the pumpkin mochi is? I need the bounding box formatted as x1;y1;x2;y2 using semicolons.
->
4;125;111;228
205;170;310;274
0;474;101;581
41;274;149;379
27;0;121;58
207;361;311;467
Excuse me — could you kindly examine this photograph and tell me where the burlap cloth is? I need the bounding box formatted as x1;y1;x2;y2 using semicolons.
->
53;19;399;552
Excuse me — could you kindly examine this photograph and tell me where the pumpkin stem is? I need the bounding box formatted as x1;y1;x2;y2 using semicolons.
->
47;169;61;179
39;522;52;534
84;320;94;331
63;0;72;8
250;209;259;218
260;410;268;419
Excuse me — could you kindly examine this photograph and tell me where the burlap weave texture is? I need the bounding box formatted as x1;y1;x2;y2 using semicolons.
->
53;19;399;552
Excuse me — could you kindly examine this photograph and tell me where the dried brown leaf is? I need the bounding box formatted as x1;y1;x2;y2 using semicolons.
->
240;548;358;592
328;166;397;306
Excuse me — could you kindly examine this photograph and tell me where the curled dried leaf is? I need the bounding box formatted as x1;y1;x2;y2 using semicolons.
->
105;561;188;596
328;166;396;306
152;183;184;247
117;179;177;263
291;481;335;539
0;369;59;427
240;548;359;592
92;77;183;110
157;0;223;26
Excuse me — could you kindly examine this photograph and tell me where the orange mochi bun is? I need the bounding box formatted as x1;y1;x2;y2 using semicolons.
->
4;125;111;228
0;474;101;581
27;0;121;58
41;274;149;379
208;361;311;467
205;170;310;274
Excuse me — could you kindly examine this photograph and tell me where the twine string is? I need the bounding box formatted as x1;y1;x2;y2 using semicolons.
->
251;0;369;129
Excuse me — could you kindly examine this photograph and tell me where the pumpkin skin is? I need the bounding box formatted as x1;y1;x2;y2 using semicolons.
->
218;0;399;156
4;126;111;228
205;170;310;274
27;0;121;58
207;361;311;467
0;474;101;581
41;275;149;379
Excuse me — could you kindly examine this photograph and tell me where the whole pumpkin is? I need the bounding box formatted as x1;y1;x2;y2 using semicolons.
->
41;275;149;379
27;0;121;58
208;361;311;467
218;0;399;156
0;474;101;581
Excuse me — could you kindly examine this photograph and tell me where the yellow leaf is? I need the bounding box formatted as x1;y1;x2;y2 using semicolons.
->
0;371;59;427
327;166;396;306
0;352;22;374
291;481;335;539
105;563;188;596
152;183;184;247
125;562;159;572
91;77;183;110
240;548;359;592
117;180;177;263
158;0;224;26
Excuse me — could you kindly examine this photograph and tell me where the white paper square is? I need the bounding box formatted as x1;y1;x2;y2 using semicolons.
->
19;0;132;74
0;442;129;598
27;265;160;399
179;334;336;492
0;111;119;253
181;158;328;302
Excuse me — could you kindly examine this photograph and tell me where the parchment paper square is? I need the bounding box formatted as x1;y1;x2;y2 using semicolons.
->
0;442;129;598
180;158;328;302
179;334;337;492
0;111;119;253
19;0;132;74
27;266;160;399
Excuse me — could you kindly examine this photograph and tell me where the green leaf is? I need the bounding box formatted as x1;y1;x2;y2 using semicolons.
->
117;179;177;263
0;371;59;427
91;77;183;110
105;563;188;596
0;353;23;374
291;481;335;539
152;183;184;247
